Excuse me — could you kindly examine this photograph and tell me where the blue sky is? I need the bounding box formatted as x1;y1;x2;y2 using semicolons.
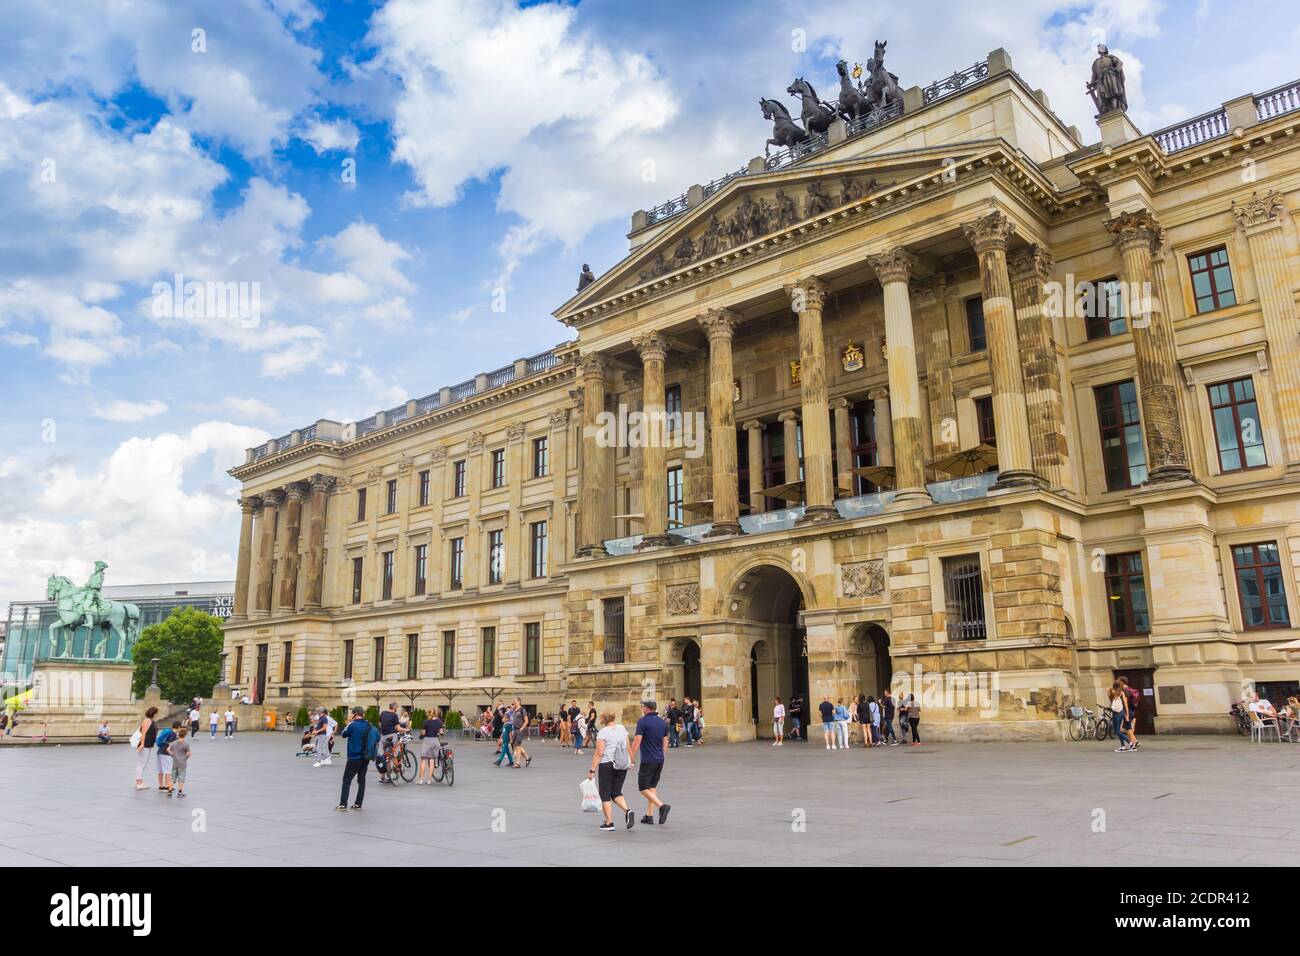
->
0;0;1296;610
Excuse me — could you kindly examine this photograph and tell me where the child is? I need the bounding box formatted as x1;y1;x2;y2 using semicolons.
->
170;728;192;798
156;720;180;793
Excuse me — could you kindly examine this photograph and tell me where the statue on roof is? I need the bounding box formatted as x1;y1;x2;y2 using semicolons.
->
760;97;809;157
787;77;837;136
858;41;903;111
577;263;595;291
1087;43;1127;114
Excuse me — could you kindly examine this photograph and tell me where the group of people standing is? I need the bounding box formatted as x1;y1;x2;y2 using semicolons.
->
131;706;193;796
771;690;921;748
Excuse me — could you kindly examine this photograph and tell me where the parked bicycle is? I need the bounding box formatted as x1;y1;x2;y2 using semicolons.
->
1067;704;1100;741
431;740;455;786
1230;701;1252;736
382;732;417;784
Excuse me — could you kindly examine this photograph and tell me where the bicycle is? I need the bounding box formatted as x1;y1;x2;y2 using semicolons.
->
1230;702;1252;737
1067;704;1099;741
1093;705;1113;741
382;732;417;785
431;738;455;786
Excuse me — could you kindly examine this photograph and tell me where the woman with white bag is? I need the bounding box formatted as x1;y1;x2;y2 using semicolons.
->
587;712;635;831
131;706;159;790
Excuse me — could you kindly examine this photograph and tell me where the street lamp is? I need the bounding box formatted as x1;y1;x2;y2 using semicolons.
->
149;657;160;690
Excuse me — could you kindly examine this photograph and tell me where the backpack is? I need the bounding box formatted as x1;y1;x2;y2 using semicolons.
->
364;724;381;759
1126;686;1141;713
610;732;632;771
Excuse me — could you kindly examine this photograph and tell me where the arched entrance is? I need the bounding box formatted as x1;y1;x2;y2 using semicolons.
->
851;623;891;699
682;640;701;703
729;564;808;740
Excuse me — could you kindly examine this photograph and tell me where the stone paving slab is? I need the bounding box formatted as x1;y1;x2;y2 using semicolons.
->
1;732;1297;866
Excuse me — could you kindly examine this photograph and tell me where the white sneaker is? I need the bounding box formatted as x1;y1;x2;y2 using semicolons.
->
312;761;323;767
825;744;831;750
322;758;332;765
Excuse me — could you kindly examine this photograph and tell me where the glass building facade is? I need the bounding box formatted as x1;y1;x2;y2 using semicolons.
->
1;581;234;687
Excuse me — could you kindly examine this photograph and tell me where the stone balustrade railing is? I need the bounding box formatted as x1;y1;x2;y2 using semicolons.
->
244;346;572;464
1153;76;1300;155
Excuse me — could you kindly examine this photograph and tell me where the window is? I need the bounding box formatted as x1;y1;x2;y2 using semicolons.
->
1188;246;1236;314
481;627;496;676
413;543;427;596
406;634;419;680
1209;377;1266;473
356;487;367;522
529;521;548;578
385;478;397;514
975;396;996;448
381;550;394;600
342;640;353;680
487;529;505;584
665;384;682;436
532;436;548;478
418;469;430;506
942;555;986;640
525;622;541;675
850;402;879;494
1083;276;1126;340
602;597;626;663
351;557;364;604
965;297;986;352
491;448;506;488
1232;542;1291;630
1104;552;1150;636
442;631;456;678
449;537;464;589
667;466;684;528
453;460;467;497
373;636;385;681
761;421;786;511
1095;380;1148;490
280;641;292;682
234;645;244;684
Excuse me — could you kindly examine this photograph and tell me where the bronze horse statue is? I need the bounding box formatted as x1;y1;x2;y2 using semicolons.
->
760;97;809;156
45;574;140;660
786;77;836;136
861;40;903;110
836;60;872;121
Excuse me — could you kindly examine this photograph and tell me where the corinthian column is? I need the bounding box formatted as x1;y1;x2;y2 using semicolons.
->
302;474;333;609
743;420;765;513
779;410;801;482
231;497;257;621
785;277;838;523
1104;208;1193;482
830;398;852;496
1009;245;1070;487
633;332;672;549
698;308;742;537
577;353;613;554
866;248;929;501
276;483;305;610
1233;190;1300;465
254;489;282;614
961;210;1041;488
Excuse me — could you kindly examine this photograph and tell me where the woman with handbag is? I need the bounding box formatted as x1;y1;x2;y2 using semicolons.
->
588;712;635;831
132;706;159;790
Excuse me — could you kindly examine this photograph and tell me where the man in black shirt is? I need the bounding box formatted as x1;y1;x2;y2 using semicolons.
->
818;697;836;749
378;702;402;755
665;699;681;748
880;690;899;746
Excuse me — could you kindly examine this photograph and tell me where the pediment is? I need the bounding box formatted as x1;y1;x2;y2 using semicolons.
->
561;144;997;313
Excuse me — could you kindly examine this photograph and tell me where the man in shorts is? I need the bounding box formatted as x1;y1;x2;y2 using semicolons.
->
630;700;671;826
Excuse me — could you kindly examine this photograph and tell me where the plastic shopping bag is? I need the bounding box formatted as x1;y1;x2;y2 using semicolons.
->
579;776;600;813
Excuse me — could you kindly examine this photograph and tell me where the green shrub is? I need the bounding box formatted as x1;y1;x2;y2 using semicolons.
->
411;707;428;727
294;706;311;728
364;705;379;726
444;709;463;730
329;705;348;727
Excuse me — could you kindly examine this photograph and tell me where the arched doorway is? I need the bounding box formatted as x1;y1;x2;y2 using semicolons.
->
731;564;808;739
682;640;701;703
851;623;891;699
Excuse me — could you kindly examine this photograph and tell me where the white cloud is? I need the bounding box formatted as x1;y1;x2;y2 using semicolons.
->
319;221;414;293
219;396;282;421
92;399;169;423
301;117;360;154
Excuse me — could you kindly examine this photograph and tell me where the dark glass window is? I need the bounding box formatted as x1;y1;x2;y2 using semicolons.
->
481;627;496;676
1095;380;1148;490
529;521;547;579
442;630;455;678
280;641;292;682
975;396;996;448
406;634;419;680
532;436;548;478
665;384;682;437
449;537;464;589
667;466;684;528
342;640;353;680
418;469;430;506
453;460;467;497
491;449;506;488
525;622;541;676
487;529;504;584
965;297;986;352
1233;542;1290;629
850;402;879;495
1188;246;1236;314
373;636;385;681
381;551;394;600
385;478;397;514
413;543;427;596
356;487;366;522
1209;377;1266;473
602;597;626;664
761;422;787;511
1105;552;1150;636
351;557;363;604
1083;276;1127;340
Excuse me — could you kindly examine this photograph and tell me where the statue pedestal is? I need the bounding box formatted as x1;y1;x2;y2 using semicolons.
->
1097;109;1142;147
7;660;142;742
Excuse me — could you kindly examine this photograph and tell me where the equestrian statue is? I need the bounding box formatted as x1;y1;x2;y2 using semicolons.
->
760;97;810;156
45;561;141;661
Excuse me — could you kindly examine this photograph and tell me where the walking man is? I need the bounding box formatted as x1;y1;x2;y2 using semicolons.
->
880;689;898;745
312;708;332;767
681;697;696;747
630;700;671;826
511;699;532;768
665;699;681;748
223;706;236;738
336;707;377;811
208;707;219;740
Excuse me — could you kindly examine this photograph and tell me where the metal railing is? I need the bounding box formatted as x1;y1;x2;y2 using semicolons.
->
449;380;477;402
765;131;829;171
703;165;749;198
485;365;515;389
646;193;688;225
415;393;441;414
1152;107;1230;153
1256;80;1300;120
846;99;903;136
525;350;563;374
922;60;991;105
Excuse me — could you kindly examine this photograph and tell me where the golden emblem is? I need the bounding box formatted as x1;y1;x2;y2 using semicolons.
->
842;341;864;372
851;63;863;80
790;360;801;386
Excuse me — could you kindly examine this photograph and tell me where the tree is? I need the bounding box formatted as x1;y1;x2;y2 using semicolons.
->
130;607;224;703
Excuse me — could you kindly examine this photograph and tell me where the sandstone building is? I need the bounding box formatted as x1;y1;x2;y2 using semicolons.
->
225;49;1300;739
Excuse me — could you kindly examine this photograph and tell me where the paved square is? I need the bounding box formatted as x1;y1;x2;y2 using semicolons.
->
1;732;1298;866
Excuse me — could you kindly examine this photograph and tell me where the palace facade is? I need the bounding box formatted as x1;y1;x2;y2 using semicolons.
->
224;48;1300;739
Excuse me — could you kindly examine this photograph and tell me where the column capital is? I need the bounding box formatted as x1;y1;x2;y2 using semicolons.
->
284;481;308;502
1008;244;1055;283
867;247;915;285
506;422;526;443
1232;189;1286;234
261;489;285;508
698;308;741;341
741;419;765;432
548;407;570;430
829;396;851;411
867;386;890;402
466;430;486;454
429;446;448;464
961;209;1016;254
631;331;669;363
239;495;261;514
576;352;611;381
777;409;801;423
1104;208;1164;254
784;276;830;313
309;473;335;494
